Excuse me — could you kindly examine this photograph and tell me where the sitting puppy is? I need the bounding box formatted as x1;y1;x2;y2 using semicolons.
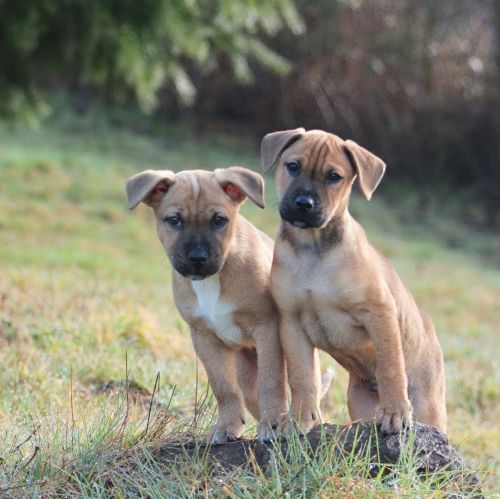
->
262;128;447;434
126;167;288;443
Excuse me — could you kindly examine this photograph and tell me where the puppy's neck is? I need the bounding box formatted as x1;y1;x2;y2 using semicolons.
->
281;210;352;254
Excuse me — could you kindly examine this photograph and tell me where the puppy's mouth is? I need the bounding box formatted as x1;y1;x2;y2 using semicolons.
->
173;261;222;281
279;200;327;230
184;273;215;281
279;209;325;230
289;219;315;229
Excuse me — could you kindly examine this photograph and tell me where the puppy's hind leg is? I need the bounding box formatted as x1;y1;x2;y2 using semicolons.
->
236;348;260;421
411;313;447;433
347;373;379;422
410;383;447;434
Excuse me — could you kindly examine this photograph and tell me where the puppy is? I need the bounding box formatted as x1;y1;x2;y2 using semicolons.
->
262;128;447;434
126;167;288;443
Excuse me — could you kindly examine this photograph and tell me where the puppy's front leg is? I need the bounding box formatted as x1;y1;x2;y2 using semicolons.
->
191;328;246;444
356;303;412;433
279;316;321;435
254;320;289;442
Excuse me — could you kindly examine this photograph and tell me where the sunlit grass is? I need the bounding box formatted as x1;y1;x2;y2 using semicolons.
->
0;104;498;494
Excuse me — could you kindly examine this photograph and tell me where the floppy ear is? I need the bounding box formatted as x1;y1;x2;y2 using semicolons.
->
261;128;305;174
126;169;177;210
214;166;265;209
343;140;386;201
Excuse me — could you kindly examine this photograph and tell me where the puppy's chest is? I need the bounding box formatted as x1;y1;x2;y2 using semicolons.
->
190;276;249;347
278;259;368;351
278;258;344;307
300;305;367;351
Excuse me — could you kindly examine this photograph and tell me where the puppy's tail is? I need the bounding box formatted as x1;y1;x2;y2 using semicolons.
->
320;367;336;400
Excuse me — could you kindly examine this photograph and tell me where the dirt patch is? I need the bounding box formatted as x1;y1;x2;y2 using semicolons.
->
150;422;482;495
87;379;153;406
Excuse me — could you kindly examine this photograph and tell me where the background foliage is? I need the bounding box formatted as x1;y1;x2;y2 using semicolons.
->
0;0;300;116
194;0;500;226
1;1;498;225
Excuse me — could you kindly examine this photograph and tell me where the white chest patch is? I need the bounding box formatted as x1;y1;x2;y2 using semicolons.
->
191;275;245;346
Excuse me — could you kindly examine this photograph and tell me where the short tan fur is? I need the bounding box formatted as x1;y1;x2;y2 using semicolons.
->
126;167;288;443
262;129;446;435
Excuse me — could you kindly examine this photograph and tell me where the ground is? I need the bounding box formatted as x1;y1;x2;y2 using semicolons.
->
0;105;498;495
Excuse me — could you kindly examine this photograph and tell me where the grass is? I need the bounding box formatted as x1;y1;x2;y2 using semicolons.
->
0;103;498;495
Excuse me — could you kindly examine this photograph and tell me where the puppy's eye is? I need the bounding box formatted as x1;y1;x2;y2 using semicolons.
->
212;215;228;228
326;171;343;184
285;161;301;177
164;215;183;228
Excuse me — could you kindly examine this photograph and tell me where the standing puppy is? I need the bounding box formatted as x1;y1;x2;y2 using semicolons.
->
126;167;288;443
262;128;446;434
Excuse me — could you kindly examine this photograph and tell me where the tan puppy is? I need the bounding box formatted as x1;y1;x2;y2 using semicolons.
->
262;128;447;435
126;167;288;443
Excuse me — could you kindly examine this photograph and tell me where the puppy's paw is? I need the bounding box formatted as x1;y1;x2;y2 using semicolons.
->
257;422;278;443
276;409;320;438
275;413;295;437
206;420;245;445
299;410;320;435
376;400;412;434
257;413;289;442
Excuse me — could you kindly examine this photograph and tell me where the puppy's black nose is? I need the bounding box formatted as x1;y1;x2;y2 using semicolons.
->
188;248;208;264
295;194;315;212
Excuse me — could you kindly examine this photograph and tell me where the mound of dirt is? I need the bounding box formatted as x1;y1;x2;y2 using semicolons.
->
151;422;481;494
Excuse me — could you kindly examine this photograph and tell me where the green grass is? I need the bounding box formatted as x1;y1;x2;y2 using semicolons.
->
0;104;498;495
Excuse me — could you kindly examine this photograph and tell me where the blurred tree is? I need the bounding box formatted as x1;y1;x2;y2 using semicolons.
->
191;0;499;226
0;0;303;122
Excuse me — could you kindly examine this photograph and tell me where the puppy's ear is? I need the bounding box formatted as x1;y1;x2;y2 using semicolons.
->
261;128;305;173
126;169;176;210
214;166;265;209
343;140;386;201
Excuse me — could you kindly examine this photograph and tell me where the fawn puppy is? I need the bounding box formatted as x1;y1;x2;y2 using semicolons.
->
262;128;446;435
126;167;288;443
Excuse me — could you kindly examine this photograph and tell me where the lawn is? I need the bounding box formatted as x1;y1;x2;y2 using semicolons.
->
0;105;498;496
